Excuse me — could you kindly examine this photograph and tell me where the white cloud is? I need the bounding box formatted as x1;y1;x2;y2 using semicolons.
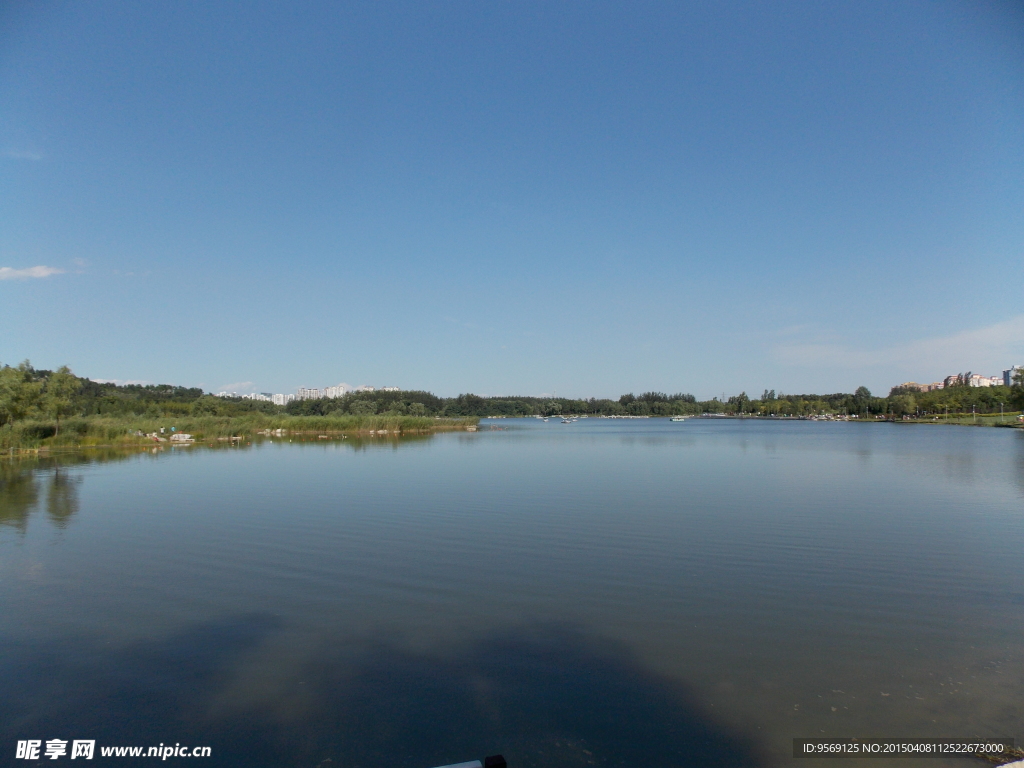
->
772;315;1024;378
0;265;64;280
4;149;43;161
218;381;255;393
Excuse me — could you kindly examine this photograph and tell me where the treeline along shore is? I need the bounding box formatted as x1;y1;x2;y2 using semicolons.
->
0;362;477;452
2;360;1022;451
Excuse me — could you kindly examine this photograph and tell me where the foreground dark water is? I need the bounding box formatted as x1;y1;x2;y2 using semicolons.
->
1;420;1022;767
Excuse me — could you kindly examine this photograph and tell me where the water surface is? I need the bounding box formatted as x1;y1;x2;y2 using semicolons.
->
2;420;1022;767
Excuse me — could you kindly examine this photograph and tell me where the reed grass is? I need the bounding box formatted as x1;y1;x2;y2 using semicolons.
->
0;413;479;451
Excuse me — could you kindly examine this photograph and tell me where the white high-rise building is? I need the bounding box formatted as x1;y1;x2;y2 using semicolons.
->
968;374;1001;388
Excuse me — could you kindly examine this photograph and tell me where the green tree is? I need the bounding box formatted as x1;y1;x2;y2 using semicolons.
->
0;361;42;432
890;393;917;417
729;392;750;414
349;400;377;415
43;366;80;436
1010;368;1024;411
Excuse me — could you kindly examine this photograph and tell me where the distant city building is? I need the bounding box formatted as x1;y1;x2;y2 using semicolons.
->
896;381;944;393
897;382;948;392
1005;366;1022;387
942;372;1002;388
323;384;352;399
216;381;404;404
969;374;1001;388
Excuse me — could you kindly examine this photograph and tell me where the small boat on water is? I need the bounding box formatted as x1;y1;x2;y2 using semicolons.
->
670;416;688;422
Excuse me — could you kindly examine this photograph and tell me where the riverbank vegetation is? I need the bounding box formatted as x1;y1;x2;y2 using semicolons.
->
0;361;477;451
2;360;1021;451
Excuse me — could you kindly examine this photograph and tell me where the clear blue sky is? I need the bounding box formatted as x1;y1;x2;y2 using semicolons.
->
2;1;1022;398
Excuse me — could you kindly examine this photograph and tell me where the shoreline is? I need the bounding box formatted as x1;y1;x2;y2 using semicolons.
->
4;411;1021;456
683;414;1022;427
1;415;480;455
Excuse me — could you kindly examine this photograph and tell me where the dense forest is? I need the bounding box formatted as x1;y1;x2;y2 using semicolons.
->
2;360;1022;433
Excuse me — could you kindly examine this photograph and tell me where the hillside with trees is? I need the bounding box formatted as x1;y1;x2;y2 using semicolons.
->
2;360;1022;451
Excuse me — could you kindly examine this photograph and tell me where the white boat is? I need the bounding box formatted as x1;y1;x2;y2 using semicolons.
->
670;416;688;422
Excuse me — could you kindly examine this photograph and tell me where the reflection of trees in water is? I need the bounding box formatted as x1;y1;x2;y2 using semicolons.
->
2;439;440;532
0;465;40;533
1015;438;1024;498
46;469;82;528
1;456;91;532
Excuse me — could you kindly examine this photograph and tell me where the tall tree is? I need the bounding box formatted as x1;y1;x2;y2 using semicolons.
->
43;366;80;436
0;361;41;431
1011;368;1024;411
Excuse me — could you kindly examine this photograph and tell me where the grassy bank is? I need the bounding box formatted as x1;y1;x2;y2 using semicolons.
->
0;413;479;452
896;412;1023;427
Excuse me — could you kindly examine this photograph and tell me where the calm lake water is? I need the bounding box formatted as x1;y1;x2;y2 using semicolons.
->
1;420;1022;767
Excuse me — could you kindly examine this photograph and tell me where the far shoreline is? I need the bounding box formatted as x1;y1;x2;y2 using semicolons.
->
480;414;1024;428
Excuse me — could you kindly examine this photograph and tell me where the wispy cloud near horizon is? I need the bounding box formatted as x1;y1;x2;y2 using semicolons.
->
772;315;1024;379
0;266;64;280
4;149;44;161
217;381;255;393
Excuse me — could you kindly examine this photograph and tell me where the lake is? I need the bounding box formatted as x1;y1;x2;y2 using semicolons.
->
1;419;1022;767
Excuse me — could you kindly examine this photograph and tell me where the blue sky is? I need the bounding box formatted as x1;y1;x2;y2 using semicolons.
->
2;1;1022;398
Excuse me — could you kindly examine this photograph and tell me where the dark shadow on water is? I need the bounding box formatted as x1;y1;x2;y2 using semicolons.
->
0;614;283;766
301;627;768;768
0;620;768;768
